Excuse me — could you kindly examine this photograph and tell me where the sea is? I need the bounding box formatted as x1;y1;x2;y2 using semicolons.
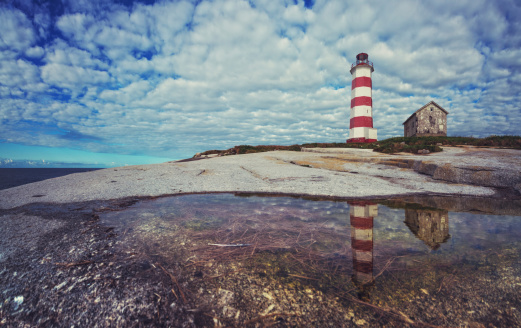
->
0;168;102;191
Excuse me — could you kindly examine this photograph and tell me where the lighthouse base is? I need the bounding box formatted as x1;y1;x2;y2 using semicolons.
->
347;128;377;143
346;138;377;143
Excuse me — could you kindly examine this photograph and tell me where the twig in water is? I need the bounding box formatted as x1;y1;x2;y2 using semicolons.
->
157;263;187;303
231;228;249;243
55;260;93;267
373;257;398;280
208;243;252;247
202;313;234;326
288;274;319;281
243;312;293;325
437;274;456;293
341;294;446;328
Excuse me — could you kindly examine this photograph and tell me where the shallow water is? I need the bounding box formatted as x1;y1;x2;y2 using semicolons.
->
101;194;521;327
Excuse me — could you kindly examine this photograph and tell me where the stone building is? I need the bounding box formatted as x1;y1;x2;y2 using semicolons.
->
403;101;448;137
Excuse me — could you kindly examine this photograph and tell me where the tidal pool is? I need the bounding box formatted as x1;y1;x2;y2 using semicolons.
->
101;194;521;327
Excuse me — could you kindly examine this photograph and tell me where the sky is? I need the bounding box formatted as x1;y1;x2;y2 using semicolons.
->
1;0;520;167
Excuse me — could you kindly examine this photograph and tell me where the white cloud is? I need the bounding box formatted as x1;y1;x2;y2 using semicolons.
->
25;46;45;58
45;40;108;70
1;0;521;161
99;80;152;104
41;63;111;89
0;59;47;97
0;8;36;54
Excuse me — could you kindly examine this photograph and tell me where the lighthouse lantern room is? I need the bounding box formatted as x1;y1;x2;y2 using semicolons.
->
347;53;377;143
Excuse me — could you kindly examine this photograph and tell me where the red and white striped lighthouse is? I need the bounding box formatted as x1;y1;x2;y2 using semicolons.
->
347;53;377;143
350;201;377;285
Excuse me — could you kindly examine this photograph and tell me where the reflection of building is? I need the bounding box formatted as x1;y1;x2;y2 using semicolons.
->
404;208;450;250
350;202;378;285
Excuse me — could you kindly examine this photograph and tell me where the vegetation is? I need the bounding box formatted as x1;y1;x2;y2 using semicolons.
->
372;135;521;153
196;135;521;157
233;144;302;154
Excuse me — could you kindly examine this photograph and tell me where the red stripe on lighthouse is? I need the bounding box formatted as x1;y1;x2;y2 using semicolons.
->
350;201;377;207
351;96;372;108
354;261;373;274
350;116;373;129
350;217;374;229
348;137;376;143
351;76;372;89
352;239;373;251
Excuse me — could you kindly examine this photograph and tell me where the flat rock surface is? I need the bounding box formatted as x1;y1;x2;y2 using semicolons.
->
1;146;520;210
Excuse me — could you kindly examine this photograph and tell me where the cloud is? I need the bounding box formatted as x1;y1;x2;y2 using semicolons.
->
0;7;36;54
25;46;45;58
0;59;47;97
41;63;111;89
45;40;108;69
1;0;521;162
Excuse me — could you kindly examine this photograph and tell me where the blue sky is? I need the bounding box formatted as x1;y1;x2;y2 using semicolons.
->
1;0;520;167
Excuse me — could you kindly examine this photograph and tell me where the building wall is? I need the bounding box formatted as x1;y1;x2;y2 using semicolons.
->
404;105;447;137
404;115;418;137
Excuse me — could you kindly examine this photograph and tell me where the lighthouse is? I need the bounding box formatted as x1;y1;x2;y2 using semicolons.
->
347;53;377;143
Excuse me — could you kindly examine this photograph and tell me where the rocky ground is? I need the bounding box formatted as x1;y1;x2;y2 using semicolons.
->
1;146;520;327
2;195;521;327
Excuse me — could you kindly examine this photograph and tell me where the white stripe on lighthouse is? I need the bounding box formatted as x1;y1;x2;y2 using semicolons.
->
351;86;372;98
352;66;372;78
349;127;377;140
350;106;372;118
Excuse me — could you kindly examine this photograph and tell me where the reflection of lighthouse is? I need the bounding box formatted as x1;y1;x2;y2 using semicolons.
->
347;53;377;143
350;202;378;285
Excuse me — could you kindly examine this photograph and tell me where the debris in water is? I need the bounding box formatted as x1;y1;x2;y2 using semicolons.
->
208;243;252;247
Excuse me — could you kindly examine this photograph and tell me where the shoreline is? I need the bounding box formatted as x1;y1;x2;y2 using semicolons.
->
1;146;519;210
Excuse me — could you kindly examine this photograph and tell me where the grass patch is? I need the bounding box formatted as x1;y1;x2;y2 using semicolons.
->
196;135;521;157
372;135;521;153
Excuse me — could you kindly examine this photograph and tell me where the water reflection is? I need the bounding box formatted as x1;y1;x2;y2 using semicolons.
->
101;194;521;327
404;208;450;250
348;202;455;302
349;202;376;285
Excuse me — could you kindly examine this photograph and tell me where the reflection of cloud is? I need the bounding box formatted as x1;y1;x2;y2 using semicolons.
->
404;208;450;250
1;1;521;159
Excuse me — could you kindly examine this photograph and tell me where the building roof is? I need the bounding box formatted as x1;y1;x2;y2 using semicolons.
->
402;101;449;125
